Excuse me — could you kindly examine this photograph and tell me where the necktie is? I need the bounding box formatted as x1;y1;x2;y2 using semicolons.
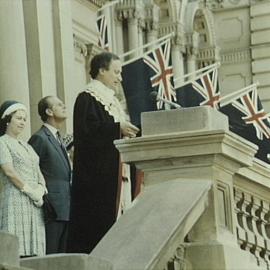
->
56;131;65;150
56;131;71;168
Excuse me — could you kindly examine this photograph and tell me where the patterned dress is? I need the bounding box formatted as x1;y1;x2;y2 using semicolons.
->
0;134;45;256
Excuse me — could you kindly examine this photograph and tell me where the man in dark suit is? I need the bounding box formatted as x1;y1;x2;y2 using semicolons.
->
29;96;71;254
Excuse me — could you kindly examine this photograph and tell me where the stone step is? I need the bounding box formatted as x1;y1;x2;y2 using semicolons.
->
0;232;19;266
20;254;112;270
0;263;32;270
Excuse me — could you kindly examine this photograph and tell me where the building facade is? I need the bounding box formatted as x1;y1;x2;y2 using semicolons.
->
0;0;270;138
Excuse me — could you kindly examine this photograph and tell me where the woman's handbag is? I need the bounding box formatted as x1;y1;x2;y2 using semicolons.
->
43;194;57;223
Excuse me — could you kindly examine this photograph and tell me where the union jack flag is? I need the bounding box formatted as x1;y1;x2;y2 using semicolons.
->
192;68;220;109
143;40;175;109
220;84;270;140
175;66;220;109
96;14;109;50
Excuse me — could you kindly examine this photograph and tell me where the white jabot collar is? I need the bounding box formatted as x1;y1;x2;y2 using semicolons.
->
83;79;127;123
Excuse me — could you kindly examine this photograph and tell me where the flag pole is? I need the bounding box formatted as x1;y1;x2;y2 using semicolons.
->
121;33;174;65
174;62;220;86
174;63;220;89
98;0;120;11
219;82;260;107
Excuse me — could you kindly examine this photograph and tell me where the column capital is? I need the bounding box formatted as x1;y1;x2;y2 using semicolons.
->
73;35;102;60
87;0;110;9
73;34;89;57
144;3;159;31
116;0;143;21
158;22;185;49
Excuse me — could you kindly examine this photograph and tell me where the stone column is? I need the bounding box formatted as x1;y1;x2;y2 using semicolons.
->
142;2;159;55
128;17;139;51
126;6;144;57
186;31;199;79
171;35;185;86
172;47;184;85
145;3;159;44
116;1;144;58
52;0;76;133
22;0;57;133
0;0;31;138
146;27;158;43
114;18;124;55
137;19;144;51
22;0;75;133
187;52;197;78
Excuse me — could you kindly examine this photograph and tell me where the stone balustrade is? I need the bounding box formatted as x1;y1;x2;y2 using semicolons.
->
234;159;270;269
197;46;220;67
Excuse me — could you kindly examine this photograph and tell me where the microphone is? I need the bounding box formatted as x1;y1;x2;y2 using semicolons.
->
150;91;181;109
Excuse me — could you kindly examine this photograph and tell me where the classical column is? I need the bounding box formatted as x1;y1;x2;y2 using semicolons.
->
137;18;144;50
116;0;144;58
145;15;158;50
0;0;31;138
22;0;75;133
128;17;139;51
114;18;124;55
172;47;184;85
186;31;199;79
52;0;76;133
127;7;144;57
145;3;159;45
171;34;185;86
187;52;197;78
23;0;57;133
147;28;158;43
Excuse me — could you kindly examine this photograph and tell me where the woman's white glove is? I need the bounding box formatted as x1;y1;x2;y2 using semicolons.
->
34;197;44;207
43;185;48;195
21;183;45;202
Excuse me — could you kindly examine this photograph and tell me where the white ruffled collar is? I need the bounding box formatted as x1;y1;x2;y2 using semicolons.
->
84;80;126;123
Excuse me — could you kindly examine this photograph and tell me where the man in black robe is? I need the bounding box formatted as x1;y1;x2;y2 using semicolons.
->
67;52;139;253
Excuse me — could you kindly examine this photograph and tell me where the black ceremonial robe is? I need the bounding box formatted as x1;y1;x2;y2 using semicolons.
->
67;91;120;253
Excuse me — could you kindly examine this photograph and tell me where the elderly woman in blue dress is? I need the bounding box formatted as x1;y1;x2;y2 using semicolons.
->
0;100;47;257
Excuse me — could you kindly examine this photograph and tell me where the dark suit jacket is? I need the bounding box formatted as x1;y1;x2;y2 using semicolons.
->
29;126;71;221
